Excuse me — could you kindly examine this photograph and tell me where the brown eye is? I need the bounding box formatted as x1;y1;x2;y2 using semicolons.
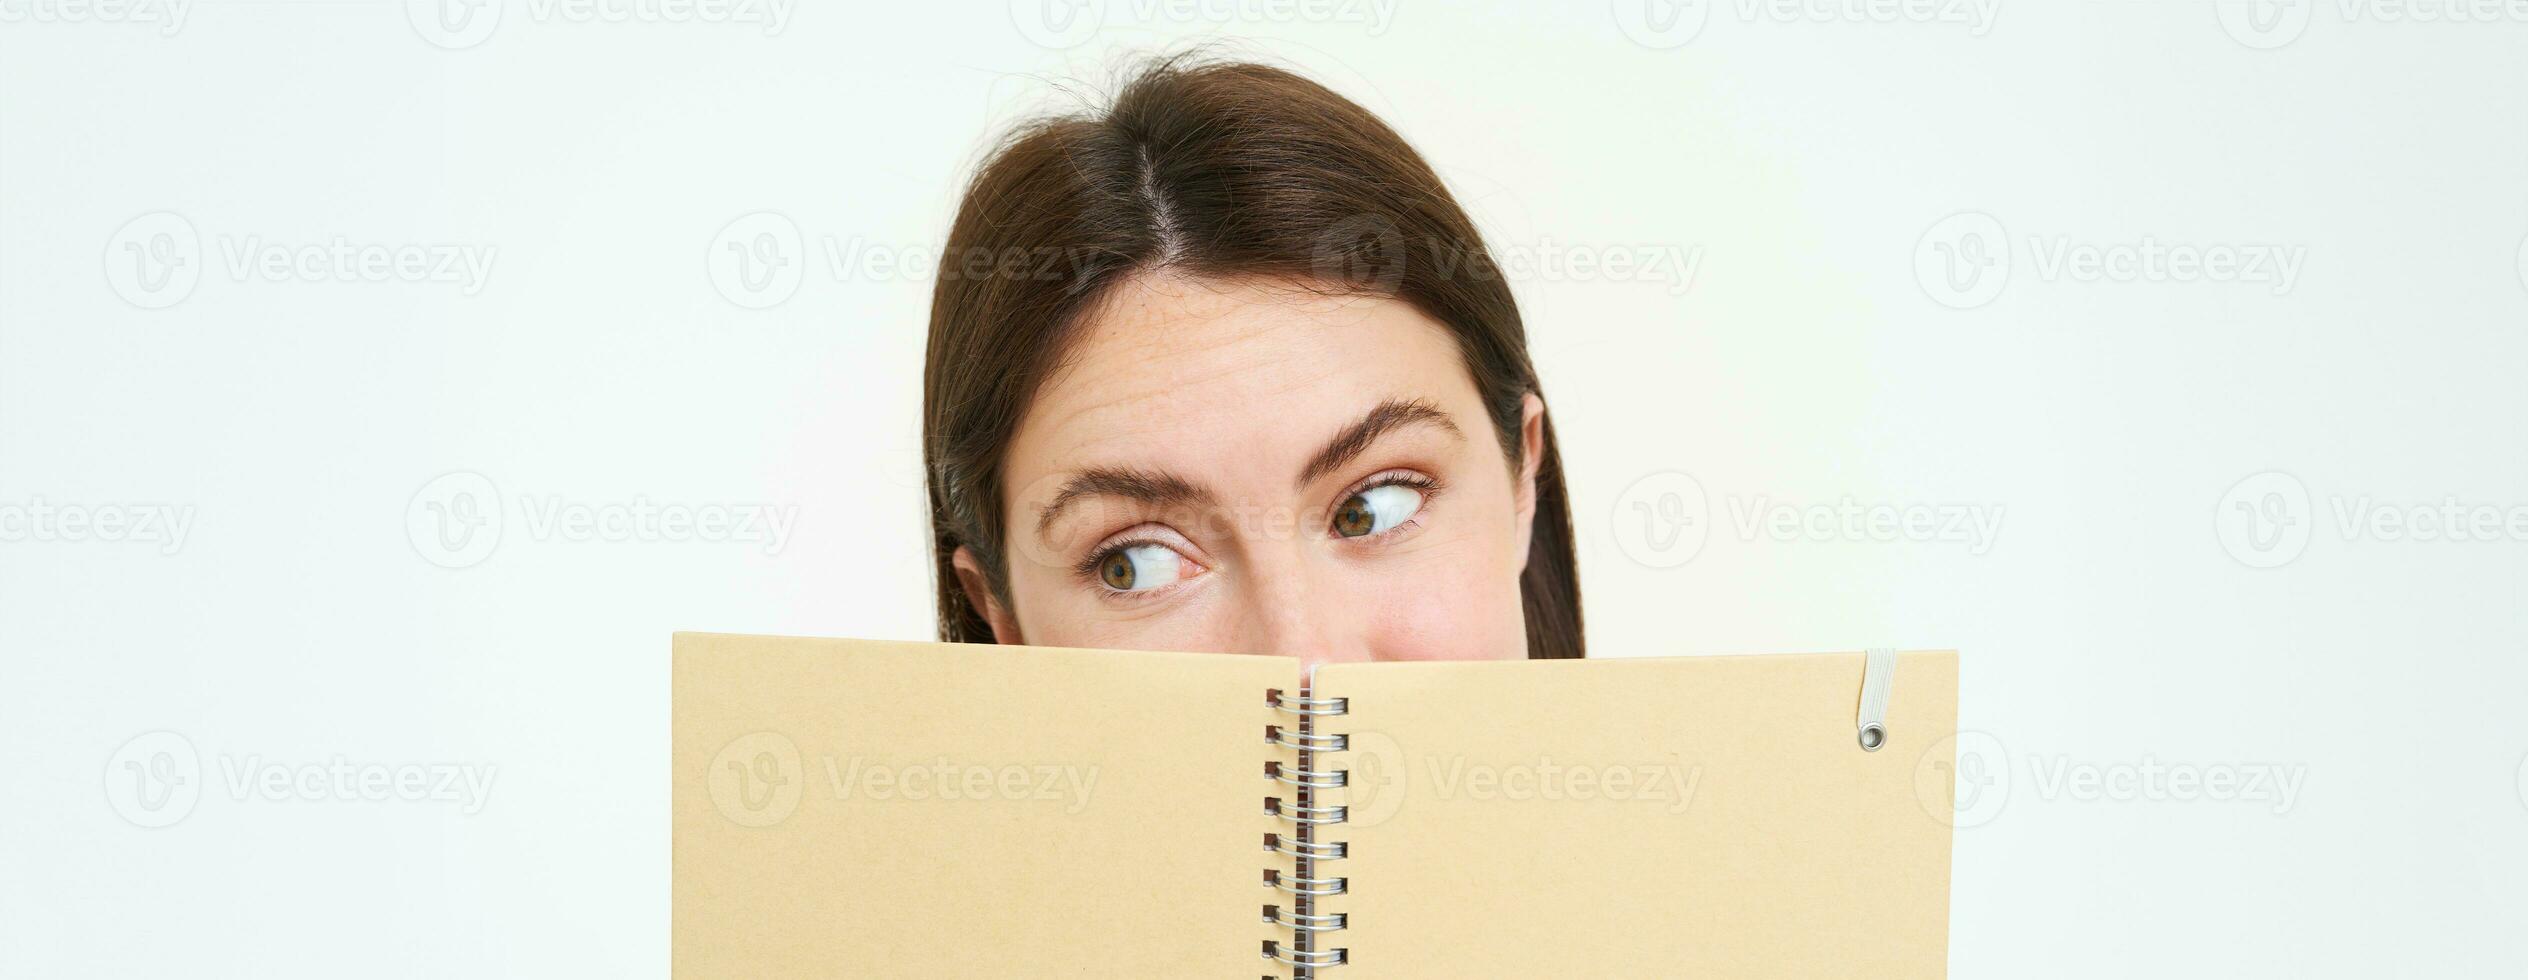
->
1331;483;1425;539
1098;549;1136;589
1090;544;1188;593
1333;496;1375;537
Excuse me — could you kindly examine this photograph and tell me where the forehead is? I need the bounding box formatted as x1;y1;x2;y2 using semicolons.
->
1006;275;1478;489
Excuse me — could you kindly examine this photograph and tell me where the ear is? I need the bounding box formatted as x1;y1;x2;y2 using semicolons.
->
1510;392;1547;569
950;545;1025;645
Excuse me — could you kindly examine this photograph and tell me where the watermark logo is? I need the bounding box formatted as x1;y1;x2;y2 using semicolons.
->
1915;730;2009;829
1619;0;1997;47
2219;472;2528;567
106;731;499;826
708;731;804;828
1914;211;2010;309
0;498;196;554
2217;471;2311;568
1010;0;1397;49
407;0;502;48
1495;238;1702;295
0;0;192;34
1333;731;1699;828
1918;212;2306;309
1915;732;2304;827
1311;213;1408;297
1337;730;1408;829
822;757;1100;814
1008;0;1105;47
105;731;201;828
408;471;504;569
2028;755;2306;814
2516;749;2528;815
104;212;497;308
1611;0;1711;48
410;0;795;49
105;212;201;309
745;219;1690;303
1612;475;2001;565
218;756;498;813
1726;495;2004;554
708;211;804;309
2221;0;2528;49
2216;0;2310;49
1612;471;1710;568
2515;231;2528;296
405;471;800;569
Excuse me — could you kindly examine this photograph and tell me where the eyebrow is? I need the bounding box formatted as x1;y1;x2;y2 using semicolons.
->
1036;467;1215;539
1032;397;1465;541
1295;397;1463;489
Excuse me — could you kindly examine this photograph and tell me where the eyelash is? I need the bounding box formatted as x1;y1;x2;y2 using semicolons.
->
1339;471;1442;535
1073;471;1444;595
1073;536;1169;581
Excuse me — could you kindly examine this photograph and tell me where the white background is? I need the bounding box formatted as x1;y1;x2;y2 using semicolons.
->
5;1;2526;976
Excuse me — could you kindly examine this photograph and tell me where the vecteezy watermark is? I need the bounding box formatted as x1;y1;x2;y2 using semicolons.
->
2215;0;2312;48
1424;755;1698;811
1007;0;1398;50
2515;230;2528;296
2217;0;2528;50
1913;731;2306;829
105;731;499;828
0;0;193;34
2217;470;2528;568
407;0;796;50
705;217;1105;309
2026;755;2306;814
705;732;1102;827
1613;0;1999;48
711;212;1704;307
406;470;799;569
1331;731;1700;829
1494;238;1703;295
1611;475;2002;567
1611;472;1711;569
1307;218;1703;297
706;216;1115;310
824;757;1099;813
0;498;195;555
1914;730;2010;828
1915;211;2306;309
103;212;497;309
2216;470;2314;568
1727;495;2005;554
104;732;201;828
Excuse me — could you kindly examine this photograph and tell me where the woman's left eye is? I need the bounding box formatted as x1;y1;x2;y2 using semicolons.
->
1332;483;1425;538
1093;543;1184;592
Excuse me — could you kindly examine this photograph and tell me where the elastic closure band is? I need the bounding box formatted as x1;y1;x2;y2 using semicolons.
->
1857;647;1897;751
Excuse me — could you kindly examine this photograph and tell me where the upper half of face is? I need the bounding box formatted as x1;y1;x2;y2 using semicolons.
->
985;274;1538;668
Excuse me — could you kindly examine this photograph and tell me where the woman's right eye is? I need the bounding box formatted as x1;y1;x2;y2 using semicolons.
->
1093;543;1184;592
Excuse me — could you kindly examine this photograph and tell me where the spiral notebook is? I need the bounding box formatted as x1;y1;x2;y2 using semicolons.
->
672;633;1958;977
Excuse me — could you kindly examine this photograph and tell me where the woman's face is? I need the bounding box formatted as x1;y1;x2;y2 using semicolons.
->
952;275;1545;671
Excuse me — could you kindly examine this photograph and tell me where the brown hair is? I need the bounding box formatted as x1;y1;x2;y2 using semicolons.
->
922;56;1583;659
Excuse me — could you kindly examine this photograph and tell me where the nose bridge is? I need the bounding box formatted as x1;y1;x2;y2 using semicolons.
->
1240;541;1361;671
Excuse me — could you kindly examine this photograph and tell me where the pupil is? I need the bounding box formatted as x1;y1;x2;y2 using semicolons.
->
1099;551;1135;589
1335;497;1373;537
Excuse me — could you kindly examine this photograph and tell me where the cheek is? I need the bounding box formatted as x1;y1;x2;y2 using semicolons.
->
1352;513;1530;662
1360;563;1526;662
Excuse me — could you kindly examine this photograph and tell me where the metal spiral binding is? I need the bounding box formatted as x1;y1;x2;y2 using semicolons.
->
1262;689;1349;977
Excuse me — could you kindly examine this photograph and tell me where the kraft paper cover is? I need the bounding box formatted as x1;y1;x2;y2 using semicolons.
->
671;633;1287;977
1314;651;1958;977
674;636;1955;977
